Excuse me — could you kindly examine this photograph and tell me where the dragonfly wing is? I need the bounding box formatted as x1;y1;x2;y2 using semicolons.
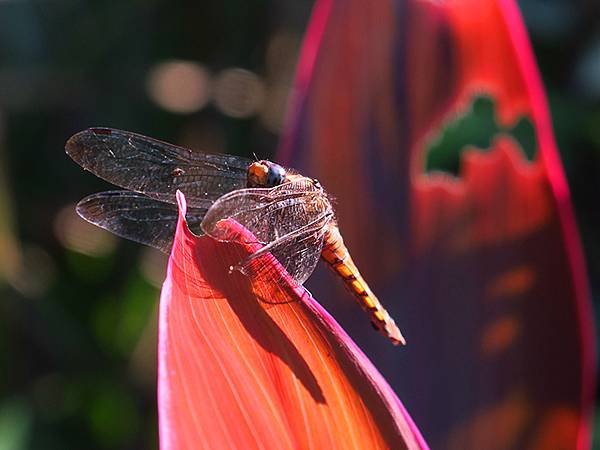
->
66;128;250;207
201;178;334;284
76;191;210;253
238;211;331;286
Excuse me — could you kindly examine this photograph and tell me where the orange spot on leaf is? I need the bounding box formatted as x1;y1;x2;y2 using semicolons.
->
481;316;521;356
528;407;580;450
487;265;536;300
445;391;531;450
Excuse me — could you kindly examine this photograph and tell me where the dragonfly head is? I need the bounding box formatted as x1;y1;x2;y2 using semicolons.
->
247;161;287;188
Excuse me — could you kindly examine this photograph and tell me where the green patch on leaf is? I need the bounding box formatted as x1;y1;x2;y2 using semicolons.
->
425;95;536;175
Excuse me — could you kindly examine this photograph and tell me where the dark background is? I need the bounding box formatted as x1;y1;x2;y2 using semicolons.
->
0;0;598;448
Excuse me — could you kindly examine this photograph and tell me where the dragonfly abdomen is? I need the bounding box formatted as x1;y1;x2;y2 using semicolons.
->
321;225;406;346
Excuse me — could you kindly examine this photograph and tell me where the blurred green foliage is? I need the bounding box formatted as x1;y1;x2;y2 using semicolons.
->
0;0;598;449
0;399;32;450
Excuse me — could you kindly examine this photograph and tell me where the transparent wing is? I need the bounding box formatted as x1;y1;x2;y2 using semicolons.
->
76;191;210;253
201;177;334;285
66;128;250;207
238;209;332;286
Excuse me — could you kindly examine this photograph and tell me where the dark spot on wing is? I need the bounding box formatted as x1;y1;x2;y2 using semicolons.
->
90;128;113;136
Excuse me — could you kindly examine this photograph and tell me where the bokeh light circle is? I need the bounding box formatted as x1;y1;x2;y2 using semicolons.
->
146;60;211;114
213;68;265;118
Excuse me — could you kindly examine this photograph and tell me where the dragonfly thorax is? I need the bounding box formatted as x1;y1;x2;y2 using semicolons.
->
247;160;287;188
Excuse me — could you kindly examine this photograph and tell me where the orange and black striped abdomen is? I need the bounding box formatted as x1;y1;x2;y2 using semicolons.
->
321;224;405;345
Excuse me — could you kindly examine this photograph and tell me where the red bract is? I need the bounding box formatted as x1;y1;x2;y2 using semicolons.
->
280;0;595;449
158;192;427;450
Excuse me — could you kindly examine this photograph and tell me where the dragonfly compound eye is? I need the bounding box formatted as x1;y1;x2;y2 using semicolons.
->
247;162;268;187
266;163;286;187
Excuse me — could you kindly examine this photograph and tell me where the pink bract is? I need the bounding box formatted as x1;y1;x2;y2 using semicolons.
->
157;191;428;450
279;0;595;449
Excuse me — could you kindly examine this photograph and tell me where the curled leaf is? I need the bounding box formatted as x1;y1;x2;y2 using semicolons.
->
157;191;427;450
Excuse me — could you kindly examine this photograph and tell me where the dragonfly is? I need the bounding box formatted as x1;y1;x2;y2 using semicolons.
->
66;128;405;345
